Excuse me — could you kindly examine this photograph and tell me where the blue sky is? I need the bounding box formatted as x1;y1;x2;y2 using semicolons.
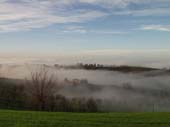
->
0;0;170;67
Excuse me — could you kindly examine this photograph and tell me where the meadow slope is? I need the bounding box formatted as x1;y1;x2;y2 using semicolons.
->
0;110;170;127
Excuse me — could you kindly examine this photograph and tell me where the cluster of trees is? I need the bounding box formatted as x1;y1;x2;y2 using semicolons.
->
0;78;25;110
40;95;98;112
0;68;98;112
54;63;158;72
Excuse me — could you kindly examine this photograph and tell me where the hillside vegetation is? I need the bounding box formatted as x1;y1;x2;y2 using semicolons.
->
54;64;159;73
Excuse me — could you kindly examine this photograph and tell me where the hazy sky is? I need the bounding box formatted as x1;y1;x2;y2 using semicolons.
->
0;0;170;67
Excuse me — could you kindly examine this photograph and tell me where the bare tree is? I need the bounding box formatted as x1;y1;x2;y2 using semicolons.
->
25;66;58;111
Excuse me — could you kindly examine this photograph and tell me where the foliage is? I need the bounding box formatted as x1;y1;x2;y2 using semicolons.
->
0;75;99;112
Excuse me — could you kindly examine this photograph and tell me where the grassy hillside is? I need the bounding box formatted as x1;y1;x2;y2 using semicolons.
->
1;110;170;127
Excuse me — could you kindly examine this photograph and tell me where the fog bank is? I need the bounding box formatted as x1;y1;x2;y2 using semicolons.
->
1;64;170;112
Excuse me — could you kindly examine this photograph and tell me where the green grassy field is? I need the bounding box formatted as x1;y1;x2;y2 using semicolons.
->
0;110;170;127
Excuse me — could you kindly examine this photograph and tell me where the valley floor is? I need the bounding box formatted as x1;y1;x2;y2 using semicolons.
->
0;110;170;127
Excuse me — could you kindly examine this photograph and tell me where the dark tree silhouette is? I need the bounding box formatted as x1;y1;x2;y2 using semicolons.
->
26;66;58;111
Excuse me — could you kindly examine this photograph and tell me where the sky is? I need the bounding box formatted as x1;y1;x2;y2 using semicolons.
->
0;0;170;67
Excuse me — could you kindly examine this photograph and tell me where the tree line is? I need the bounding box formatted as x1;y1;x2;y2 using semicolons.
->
0;67;98;112
54;63;159;72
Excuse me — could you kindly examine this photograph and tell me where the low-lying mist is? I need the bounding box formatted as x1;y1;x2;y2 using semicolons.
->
1;64;170;112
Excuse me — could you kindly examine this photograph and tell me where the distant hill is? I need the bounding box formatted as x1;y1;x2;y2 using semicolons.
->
54;63;159;73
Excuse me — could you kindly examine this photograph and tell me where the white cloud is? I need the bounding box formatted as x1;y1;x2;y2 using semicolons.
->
0;0;170;32
80;0;170;9
79;0;170;17
113;8;170;16
89;30;128;35
0;1;107;32
140;25;170;32
61;25;128;35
